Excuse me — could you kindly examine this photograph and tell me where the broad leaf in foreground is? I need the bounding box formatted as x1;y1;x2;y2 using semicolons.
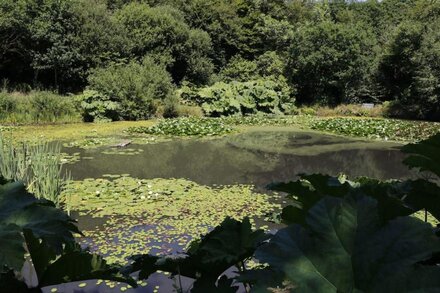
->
0;181;80;251
402;133;440;178
253;196;440;292
128;217;267;292
0;223;25;271
269;174;414;225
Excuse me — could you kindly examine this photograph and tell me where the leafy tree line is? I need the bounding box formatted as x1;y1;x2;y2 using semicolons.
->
1;0;440;120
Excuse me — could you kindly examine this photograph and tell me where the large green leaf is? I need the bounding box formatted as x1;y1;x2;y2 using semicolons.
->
269;174;413;225
128;217;267;292
0;181;80;251
401;179;440;222
402;133;440;178
191;275;239;293
0;223;25;271
22;230;56;281
186;217;268;272
253;196;440;292
39;245;136;287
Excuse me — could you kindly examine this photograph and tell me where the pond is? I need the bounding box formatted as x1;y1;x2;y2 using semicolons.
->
51;128;414;293
66;128;412;186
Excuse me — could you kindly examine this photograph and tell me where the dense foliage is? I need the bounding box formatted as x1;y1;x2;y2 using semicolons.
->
1;0;440;120
0;91;79;124
87;58;175;120
181;79;294;116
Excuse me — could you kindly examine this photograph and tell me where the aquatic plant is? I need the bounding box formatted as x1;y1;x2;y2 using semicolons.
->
62;177;280;264
127;117;234;136
0;134;28;182
27;143;68;205
311;117;440;141
0;133;68;206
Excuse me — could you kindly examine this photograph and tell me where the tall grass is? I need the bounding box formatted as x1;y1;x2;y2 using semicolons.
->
0;90;81;124
0;133;69;206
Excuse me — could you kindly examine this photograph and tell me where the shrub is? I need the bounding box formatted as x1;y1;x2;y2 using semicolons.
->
30;91;77;123
176;105;204;118
79;90;120;122
0;92;17;120
0;91;80;124
87;58;175;120
184;79;295;117
314;104;386;118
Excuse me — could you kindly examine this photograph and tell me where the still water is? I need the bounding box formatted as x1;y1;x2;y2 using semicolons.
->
66;129;413;186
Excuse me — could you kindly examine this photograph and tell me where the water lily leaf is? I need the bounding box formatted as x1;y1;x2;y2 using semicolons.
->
402;133;440;178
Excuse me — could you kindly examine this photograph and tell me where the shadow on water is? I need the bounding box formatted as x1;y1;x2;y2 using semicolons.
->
65;130;414;187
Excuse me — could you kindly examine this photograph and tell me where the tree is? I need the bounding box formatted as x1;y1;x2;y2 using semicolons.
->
288;21;377;105
115;3;214;85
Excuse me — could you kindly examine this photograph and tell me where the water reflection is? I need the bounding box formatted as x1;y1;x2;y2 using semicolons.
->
65;130;413;186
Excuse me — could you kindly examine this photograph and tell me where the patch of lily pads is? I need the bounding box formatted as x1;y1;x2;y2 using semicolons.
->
63;137;120;149
61;176;280;264
127;118;235;137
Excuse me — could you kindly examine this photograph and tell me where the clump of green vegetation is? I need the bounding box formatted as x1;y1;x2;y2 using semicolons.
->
181;79;295;116
311;117;440;141
127;118;234;137
87;58;176;121
0;91;81;125
0;134;68;205
62;176;280;264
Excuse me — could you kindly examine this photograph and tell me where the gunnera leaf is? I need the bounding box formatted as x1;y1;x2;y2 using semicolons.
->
253;195;440;292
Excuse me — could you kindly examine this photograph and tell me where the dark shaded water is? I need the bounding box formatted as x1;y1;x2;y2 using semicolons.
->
65;129;414;186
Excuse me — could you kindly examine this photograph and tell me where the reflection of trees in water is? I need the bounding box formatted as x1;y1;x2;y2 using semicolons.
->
65;134;414;187
66;139;279;185
261;149;413;185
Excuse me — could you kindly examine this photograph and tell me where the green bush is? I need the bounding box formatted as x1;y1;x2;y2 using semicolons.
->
87;58;175;120
29;91;77;122
0;92;17;119
183;79;295;117
79;90;121;122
